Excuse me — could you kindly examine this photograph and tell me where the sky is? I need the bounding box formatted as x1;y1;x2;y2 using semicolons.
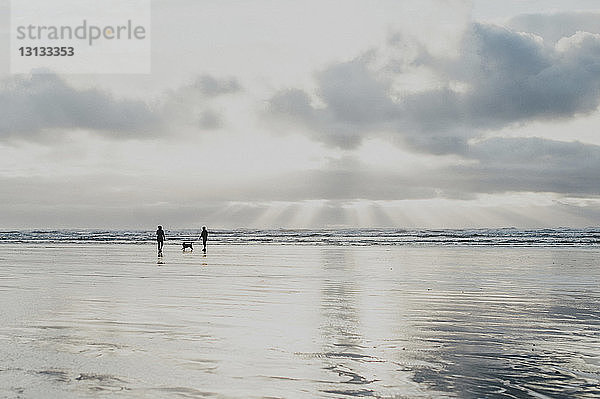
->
2;0;600;229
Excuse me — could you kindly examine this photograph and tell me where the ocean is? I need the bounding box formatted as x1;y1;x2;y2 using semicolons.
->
2;227;600;246
0;229;599;398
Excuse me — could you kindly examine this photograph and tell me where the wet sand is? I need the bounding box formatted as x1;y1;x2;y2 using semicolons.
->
0;243;599;398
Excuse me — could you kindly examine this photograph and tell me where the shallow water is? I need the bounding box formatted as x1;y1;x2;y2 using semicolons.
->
0;244;599;398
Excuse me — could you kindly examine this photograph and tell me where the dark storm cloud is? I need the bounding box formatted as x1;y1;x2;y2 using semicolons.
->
268;21;600;154
0;73;242;142
508;12;600;43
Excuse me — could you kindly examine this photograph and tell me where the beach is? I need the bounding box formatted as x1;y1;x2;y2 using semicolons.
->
1;242;599;398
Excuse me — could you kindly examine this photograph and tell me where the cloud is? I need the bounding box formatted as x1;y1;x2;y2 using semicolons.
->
176;134;600;202
451;25;600;125
441;137;600;196
0;72;243;142
0;73;161;140
198;109;222;129
4;168;600;228
236;169;438;202
216;136;600;202
268;56;397;149
191;75;242;97
166;75;243;103
293;137;600;200
267;20;600;154
508;12;600;43
161;74;242;132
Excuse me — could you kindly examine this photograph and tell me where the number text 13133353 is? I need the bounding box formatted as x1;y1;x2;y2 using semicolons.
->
19;46;74;56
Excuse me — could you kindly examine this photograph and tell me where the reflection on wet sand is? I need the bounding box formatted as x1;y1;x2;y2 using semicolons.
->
319;248;375;396
0;244;599;398
393;249;600;398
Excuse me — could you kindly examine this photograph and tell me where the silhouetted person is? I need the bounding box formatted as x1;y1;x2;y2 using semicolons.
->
157;225;165;256
201;226;208;252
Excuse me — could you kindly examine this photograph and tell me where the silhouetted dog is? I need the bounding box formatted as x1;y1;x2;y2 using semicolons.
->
182;242;193;251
